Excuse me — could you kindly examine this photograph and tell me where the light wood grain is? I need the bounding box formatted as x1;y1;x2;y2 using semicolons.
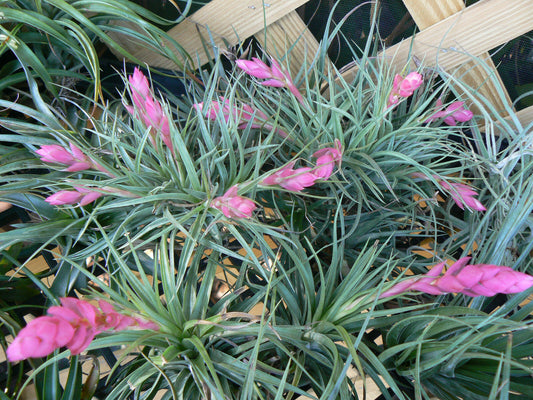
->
130;0;310;70
403;0;464;30
512;105;533;127
402;0;513;116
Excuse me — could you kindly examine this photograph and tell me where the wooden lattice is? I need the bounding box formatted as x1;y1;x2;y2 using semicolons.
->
113;0;533;125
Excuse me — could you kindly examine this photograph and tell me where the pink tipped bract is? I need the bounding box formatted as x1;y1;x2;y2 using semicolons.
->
127;67;174;154
380;257;533;298
6;297;159;362
387;72;423;108
312;139;343;179
262;162;320;192
235;57;304;104
212;185;256;219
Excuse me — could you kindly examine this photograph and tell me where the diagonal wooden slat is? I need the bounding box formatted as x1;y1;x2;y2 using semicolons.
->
512;105;533;127
402;0;513;116
129;0;310;70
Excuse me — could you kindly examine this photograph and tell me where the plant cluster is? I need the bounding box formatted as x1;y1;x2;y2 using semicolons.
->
1;2;533;399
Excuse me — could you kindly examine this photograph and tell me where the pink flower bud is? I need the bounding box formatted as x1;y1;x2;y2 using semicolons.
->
6;316;75;361
45;190;84;205
398;72;423;97
212;185;256;219
45;188;103;207
426;99;473;126
440;181;486;211
262;162;319;192
36;144;75;164
387;72;423;108
236;57;304;105
312;139;343;179
127;68;174;154
235;58;273;79
412;173;485;212
128;67;151;108
36;142;101;173
380;257;533;298
7;297;160;361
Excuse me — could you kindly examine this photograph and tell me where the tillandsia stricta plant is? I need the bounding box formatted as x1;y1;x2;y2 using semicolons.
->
2;3;533;399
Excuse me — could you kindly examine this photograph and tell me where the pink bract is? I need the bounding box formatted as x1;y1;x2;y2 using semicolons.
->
6;316;75;362
312;139;343;179
380;257;533;298
236;57;304;104
387;72;423;108
262;162;319;192
212;185;256;219
6;297;160;361
36;144;75;164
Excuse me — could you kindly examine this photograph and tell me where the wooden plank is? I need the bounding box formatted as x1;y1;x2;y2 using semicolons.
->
402;0;513;116
130;0;311;70
513;105;533;127
454;58;513;115
253;10;329;76
403;0;464;30
341;0;533;82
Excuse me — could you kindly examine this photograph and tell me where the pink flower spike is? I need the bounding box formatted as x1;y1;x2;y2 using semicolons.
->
381;257;533;298
212;185;256;219
312;139;344;179
262;162;319;192
387;72;423;108
236;57;304;105
6;316;75;362
398;72;423;96
235;58;273;79
36;144;75;164
441;181;486;211
45;190;84;205
426;99;474;125
127;68;174;154
128;67;151;108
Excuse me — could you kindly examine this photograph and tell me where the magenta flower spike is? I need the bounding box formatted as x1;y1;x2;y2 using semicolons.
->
7;297;159;361
439;181;486;211
411;172;486;212
36;143;93;172
128;67;151;108
45;187;103;206
6;316;76;362
45;190;85;205
212;185;256;219
36;144;75;164
312;139;344;179
380;257;533;298
127;68;174;154
235;58;274;79
387;72;423;108
236;57;304;104
426;99;474;126
262;162;319;192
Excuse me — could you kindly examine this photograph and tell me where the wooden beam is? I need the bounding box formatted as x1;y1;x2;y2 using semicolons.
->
402;0;513;116
129;0;311;70
513;105;533;127
403;0;464;29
